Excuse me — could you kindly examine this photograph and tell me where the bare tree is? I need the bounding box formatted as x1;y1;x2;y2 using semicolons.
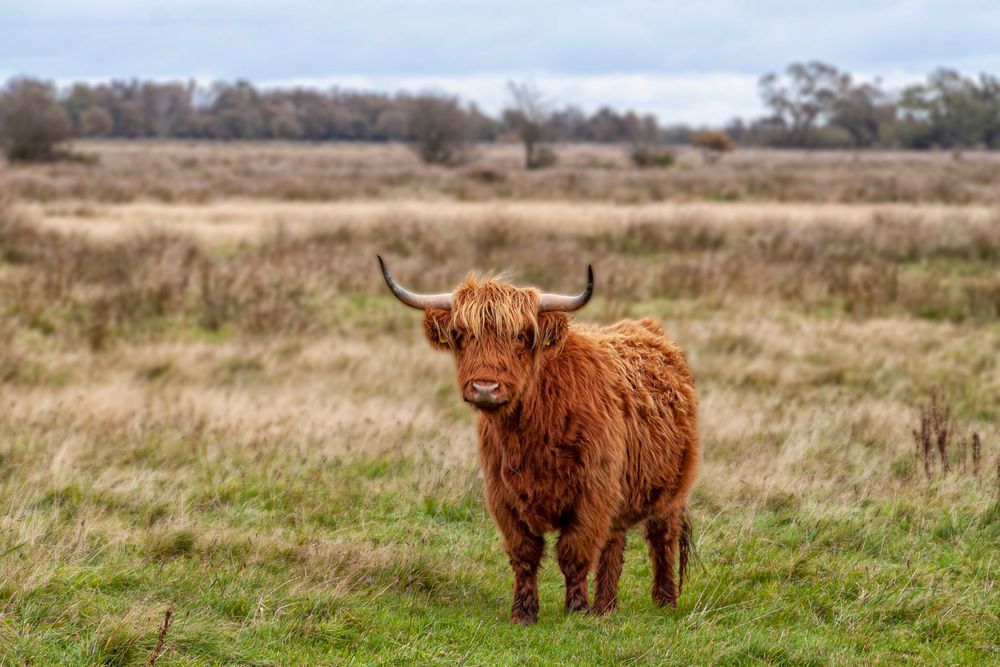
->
406;94;470;166
504;81;554;169
0;77;72;161
758;62;849;146
829;80;895;148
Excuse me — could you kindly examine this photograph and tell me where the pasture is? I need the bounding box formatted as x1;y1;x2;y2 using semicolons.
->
1;142;999;665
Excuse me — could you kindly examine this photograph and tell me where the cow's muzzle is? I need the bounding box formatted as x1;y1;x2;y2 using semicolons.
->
463;380;508;411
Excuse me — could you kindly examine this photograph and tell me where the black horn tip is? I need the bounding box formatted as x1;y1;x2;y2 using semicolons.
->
377;254;396;293
537;264;594;312
377;254;396;286
581;264;594;305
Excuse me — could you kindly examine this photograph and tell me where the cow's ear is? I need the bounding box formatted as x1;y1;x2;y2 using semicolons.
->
423;309;453;351
537;312;569;351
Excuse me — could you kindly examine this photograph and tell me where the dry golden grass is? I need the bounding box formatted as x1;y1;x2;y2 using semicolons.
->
5;296;995;506
3;140;1000;204
22;198;1000;243
4;194;999;516
6;195;1000;350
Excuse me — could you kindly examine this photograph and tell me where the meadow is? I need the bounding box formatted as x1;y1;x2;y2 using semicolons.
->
1;142;999;665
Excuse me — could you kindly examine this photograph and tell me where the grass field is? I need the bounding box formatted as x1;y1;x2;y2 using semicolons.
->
2;143;1000;665
5;141;1000;204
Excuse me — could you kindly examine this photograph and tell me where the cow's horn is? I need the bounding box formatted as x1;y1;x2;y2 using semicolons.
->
538;265;594;313
377;256;453;311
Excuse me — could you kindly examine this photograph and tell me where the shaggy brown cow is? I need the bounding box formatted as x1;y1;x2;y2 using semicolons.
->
378;257;699;623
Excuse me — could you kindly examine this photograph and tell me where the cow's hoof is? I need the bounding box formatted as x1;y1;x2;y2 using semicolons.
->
511;612;538;625
511;597;539;625
564;592;590;613
651;590;678;608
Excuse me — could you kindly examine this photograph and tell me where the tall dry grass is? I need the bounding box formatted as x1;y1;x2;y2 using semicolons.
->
3;196;999;500
5;200;1000;355
3;141;1000;204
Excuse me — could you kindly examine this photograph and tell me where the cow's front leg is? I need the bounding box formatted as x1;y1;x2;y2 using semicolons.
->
488;497;545;624
556;505;610;614
509;531;544;624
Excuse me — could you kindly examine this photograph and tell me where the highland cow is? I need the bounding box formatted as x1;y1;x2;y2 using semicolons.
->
379;257;699;623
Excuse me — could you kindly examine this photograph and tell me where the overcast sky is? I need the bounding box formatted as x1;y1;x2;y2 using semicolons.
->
3;1;1000;123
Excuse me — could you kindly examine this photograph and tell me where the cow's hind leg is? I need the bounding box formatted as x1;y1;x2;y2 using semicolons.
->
594;529;626;614
644;508;682;607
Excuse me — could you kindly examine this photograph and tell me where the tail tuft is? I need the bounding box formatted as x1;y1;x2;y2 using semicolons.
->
678;507;695;596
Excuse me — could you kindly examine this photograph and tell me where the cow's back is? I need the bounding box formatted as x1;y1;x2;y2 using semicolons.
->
584;317;700;523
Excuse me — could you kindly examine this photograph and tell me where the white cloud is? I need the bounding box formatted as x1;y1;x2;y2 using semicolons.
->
6;1;1000;123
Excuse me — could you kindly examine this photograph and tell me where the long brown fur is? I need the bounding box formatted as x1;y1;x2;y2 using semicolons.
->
420;274;700;623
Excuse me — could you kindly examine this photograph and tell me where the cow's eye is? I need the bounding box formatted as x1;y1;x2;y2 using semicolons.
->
453;334;465;349
516;333;529;347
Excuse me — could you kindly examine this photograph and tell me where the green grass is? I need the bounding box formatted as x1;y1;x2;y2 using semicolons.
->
1;440;997;665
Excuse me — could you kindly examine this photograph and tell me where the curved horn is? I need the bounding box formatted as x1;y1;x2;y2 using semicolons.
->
377;256;453;311
538;265;594;313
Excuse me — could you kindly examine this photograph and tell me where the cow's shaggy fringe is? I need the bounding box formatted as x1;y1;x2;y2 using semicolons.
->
451;274;539;340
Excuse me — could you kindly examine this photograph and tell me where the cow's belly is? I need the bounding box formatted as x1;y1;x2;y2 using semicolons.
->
614;427;689;525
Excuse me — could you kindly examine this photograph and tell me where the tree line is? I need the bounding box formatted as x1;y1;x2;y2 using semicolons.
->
2;62;1000;163
736;62;1000;149
3;78;667;145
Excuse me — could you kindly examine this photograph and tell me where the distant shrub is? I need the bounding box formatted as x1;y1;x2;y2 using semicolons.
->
630;146;676;169
406;95;471;166
692;131;735;164
464;166;506;184
626;113;672;169
0;77;73;161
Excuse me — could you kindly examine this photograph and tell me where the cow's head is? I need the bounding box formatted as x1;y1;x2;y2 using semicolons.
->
378;257;592;415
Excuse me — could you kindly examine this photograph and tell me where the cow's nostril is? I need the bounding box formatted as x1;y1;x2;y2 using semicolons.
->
472;381;499;394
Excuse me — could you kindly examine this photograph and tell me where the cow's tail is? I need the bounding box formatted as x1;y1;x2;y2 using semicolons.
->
678;505;695;596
